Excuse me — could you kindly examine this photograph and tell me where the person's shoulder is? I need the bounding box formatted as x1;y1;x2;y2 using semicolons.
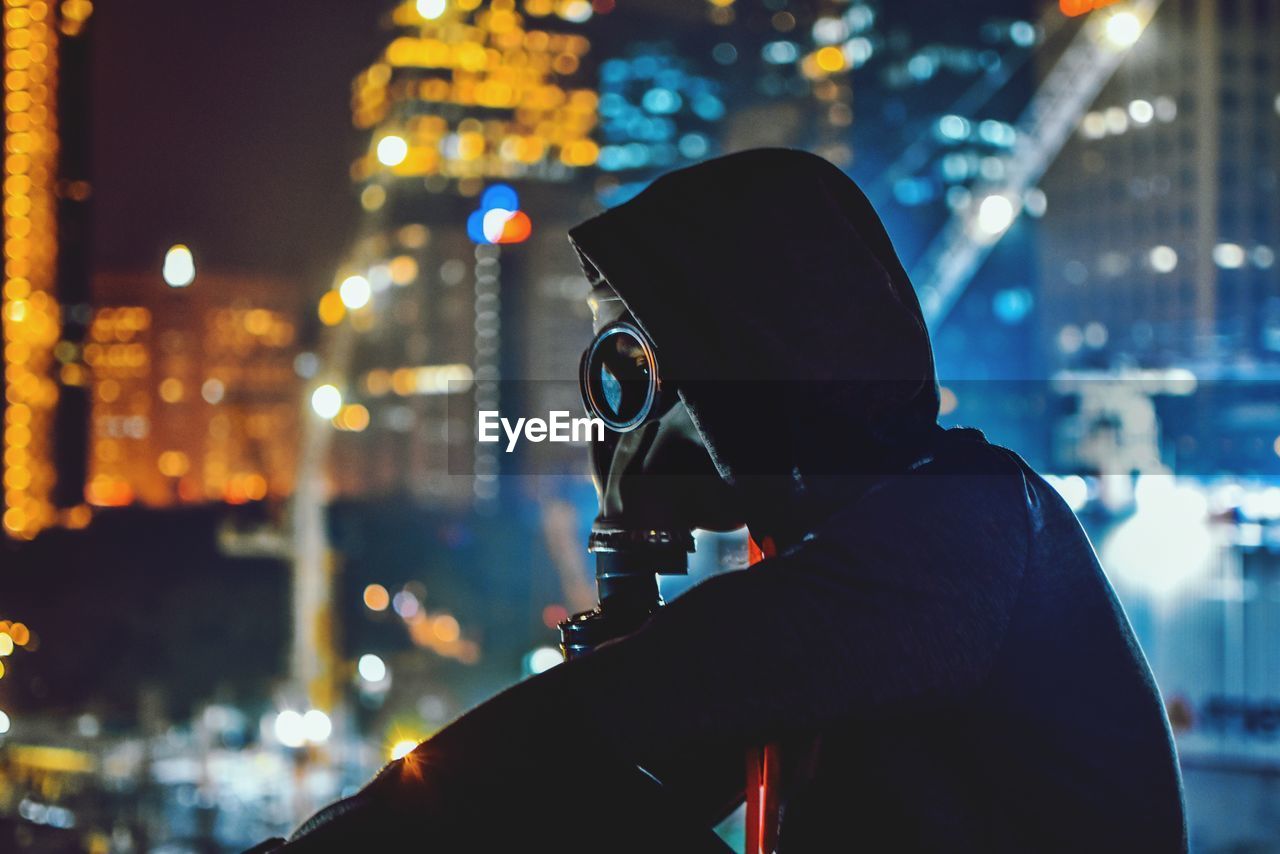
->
803;430;1034;591
867;429;1030;519
926;426;1026;476
812;428;1034;566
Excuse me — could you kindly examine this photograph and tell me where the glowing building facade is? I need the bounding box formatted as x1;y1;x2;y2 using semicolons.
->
326;0;604;507
2;0;93;539
87;271;303;509
1039;0;1280;368
586;0;864;206
349;0;600;188
700;0;860;166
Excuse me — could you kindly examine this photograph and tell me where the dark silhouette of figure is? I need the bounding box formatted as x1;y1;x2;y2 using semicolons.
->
252;150;1186;852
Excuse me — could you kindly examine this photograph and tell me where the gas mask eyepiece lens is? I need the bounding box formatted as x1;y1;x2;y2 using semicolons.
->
581;321;663;432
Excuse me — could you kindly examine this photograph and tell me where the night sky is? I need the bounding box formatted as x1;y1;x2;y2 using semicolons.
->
90;0;385;292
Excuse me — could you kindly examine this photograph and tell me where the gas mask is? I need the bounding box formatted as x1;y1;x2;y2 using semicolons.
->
579;319;672;433
560;285;742;658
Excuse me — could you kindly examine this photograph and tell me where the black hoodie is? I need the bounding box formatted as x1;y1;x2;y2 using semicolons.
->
271;150;1187;852
570;149;944;546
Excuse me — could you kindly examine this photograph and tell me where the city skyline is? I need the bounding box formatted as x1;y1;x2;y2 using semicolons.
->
2;2;1279;851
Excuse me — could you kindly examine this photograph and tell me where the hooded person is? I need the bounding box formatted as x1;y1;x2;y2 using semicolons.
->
253;149;1186;852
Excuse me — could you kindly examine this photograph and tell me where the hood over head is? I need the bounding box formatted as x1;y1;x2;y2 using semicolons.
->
569;148;941;543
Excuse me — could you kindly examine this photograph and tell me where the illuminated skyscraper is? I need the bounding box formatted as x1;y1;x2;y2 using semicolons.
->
285;0;609;713
349;0;600;184
86;271;304;509
584;0;865;206
2;0;93;540
1028;0;1280;478
1039;0;1280;368
325;0;603;507
700;0;861;165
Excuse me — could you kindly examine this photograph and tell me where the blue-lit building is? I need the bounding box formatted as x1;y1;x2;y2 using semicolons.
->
1040;0;1279;372
1035;2;1280;849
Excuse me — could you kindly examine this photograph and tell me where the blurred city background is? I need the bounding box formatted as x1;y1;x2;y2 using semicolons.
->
0;0;1278;850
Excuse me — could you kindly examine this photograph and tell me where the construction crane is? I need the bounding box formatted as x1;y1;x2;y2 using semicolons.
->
911;0;1165;327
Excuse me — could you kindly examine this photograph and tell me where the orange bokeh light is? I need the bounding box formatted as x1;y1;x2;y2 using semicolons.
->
9;622;30;646
495;210;531;244
1059;0;1121;16
363;583;390;611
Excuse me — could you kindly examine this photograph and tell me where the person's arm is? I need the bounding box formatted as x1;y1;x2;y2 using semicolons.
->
568;471;1028;750
279;472;1028;849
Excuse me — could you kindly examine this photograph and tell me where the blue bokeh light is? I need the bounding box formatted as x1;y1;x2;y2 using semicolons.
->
480;183;519;212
